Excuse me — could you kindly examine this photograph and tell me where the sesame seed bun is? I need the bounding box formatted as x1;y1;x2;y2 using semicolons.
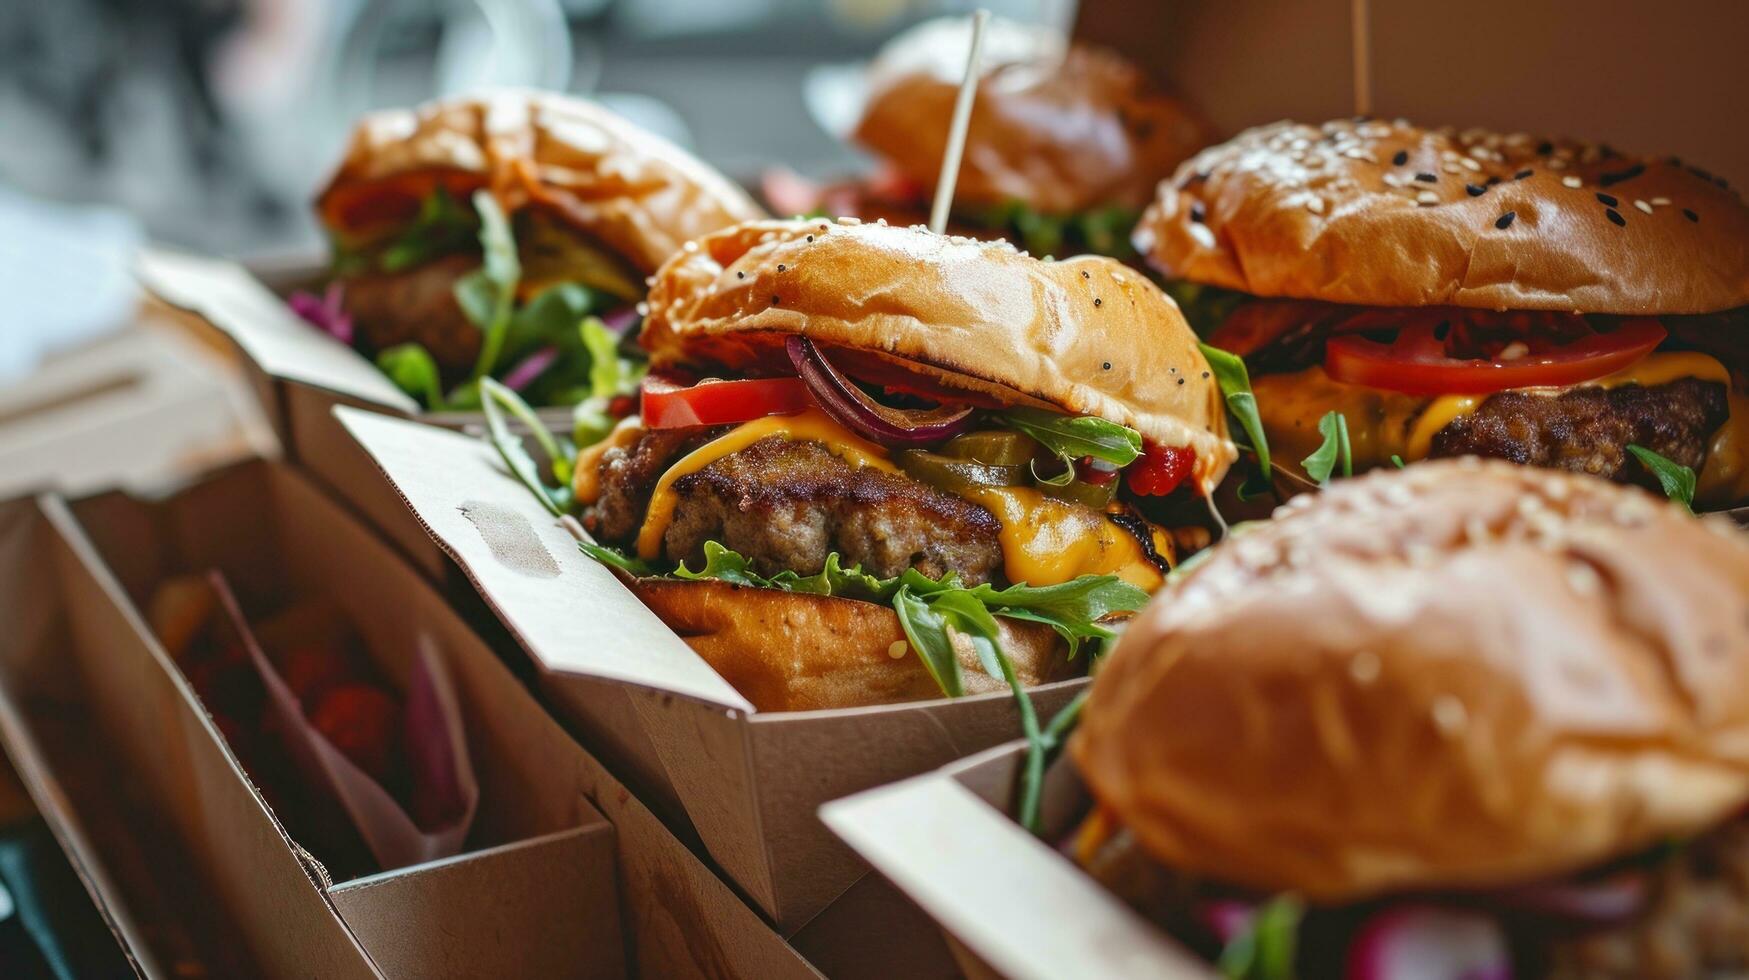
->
853;17;1210;216
1072;459;1749;901
639;218;1237;490
1135;119;1749;314
315;89;765;274
627;577;1073;712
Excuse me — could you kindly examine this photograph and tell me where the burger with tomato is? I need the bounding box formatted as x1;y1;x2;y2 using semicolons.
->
765;16;1210;260
525;217;1234;712
1136;119;1749;506
1071;459;1749;978
303;89;765;411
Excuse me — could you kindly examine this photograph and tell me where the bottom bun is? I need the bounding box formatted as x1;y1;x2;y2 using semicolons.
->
629;578;1076;711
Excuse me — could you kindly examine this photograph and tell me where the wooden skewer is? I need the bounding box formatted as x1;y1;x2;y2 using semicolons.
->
929;9;991;235
1350;0;1372;117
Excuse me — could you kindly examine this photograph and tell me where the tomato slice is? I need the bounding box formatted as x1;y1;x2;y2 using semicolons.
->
640;374;814;429
1324;317;1667;396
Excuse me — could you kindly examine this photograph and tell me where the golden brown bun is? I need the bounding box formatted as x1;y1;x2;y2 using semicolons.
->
1073;459;1749;901
853;17;1209;216
628;577;1076;712
641;218;1236;491
315;89;766;274
1137;119;1749;314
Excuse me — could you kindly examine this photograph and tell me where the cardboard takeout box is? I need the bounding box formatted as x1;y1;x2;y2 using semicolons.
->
823;738;1213;980
335;406;1086;969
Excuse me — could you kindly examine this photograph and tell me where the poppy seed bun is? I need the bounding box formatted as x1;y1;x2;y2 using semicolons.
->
853;16;1209;215
639;218;1237;491
1136;119;1749;314
628;577;1073;712
1073;459;1749;901
315;89;765;273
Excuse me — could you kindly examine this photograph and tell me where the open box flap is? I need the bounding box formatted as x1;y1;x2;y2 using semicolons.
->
336;406;753;713
134;248;418;416
821;750;1209;980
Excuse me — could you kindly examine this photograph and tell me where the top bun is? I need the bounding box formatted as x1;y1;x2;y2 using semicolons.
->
640;218;1236;491
1073;459;1749;901
1136;118;1749;314
853;17;1208;216
315;89;765;274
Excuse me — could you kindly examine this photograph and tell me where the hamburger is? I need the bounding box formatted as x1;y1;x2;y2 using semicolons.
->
1070;459;1749;978
545;217;1235;711
1136;119;1749;507
766;16;1210;260
307;90;765;410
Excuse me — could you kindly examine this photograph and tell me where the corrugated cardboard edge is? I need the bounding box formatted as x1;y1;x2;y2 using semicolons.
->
821;740;1213;980
335;406;752;712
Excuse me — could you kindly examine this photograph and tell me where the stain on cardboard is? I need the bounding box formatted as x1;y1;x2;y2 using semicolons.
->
458;501;561;578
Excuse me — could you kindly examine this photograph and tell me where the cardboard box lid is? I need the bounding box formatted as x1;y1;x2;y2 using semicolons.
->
336;406;753;713
134;248;417;417
821;742;1211;980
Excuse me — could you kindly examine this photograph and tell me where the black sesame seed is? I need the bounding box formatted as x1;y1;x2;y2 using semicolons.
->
1595;192;1618;207
1684;208;1700;223
1605;208;1626;227
1094;298;1103;307
1392;150;1409;166
1485;176;1503;187
1190;201;1207;223
736;271;745;279
771;294;781;305
1689;165;1713;181
1102;361;1112;370
1536;140;1554;156
1177;377;1185;385
1514;169;1533;180
777;264;786;272
1465;183;1486;197
1494;211;1516;229
1415;172;1437;183
1202;371;1211;379
806;235;814;242
1599;164;1644;187
1081;270;1091;279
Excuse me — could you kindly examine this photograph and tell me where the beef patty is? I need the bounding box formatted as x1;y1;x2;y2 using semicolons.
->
586;428;1006;584
1429;378;1728;485
342;253;482;371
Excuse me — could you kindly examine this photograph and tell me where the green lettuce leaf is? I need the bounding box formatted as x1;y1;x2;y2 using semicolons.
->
1300;410;1352;487
1628;444;1696;512
375;343;443;411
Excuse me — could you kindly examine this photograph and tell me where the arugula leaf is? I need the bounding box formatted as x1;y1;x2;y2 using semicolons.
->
965;577;1146;657
503;282;604;359
482;377;575;483
1200;343;1274;499
1002;407;1142;469
459;191;523;383
1390;454;1406;469
891;587;967;698
1628;444;1697;512
578;539;659;576
1300;410;1352;487
379;187;478;273
375;343;443;411
1219;895;1303;980
479;377;570;516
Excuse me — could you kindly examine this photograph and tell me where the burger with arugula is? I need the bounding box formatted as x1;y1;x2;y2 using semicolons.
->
301;90;765;417
1136;119;1749;508
1071;459;1749;979
766;16;1209;260
487;217;1234;712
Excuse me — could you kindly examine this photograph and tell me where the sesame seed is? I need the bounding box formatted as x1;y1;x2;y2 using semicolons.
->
1547;158;1568;170
1416;190;1439;206
1176;377;1185;385
1651;197;1670;206
1094;298;1103;307
1485;176;1503;187
1561;176;1582;189
1202;371;1211;379
1306;197;1325;214
1349;651;1381;684
1595;192;1619;207
887;641;908;660
1081;270;1090;279
1461;157;1482;171
1599;163;1645;187
1432;696;1468;734
1442;162;1463;175
1536;140;1554;155
1605;208;1626;227
1514;169;1533;180
1392;150;1409;165
736;271;745;279
806;235;814;242
1634;199;1654;215
1495;211;1516;229
683;240;699;252
1684;208;1700;222
771;294;781;305
1415;172;1437;183
1102;361;1112;370
1465;183;1486;197
1190;201;1206;223
777;264;786;272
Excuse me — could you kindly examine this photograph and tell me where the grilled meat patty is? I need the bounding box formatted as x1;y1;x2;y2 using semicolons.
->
587;427;1006;584
342;253;482;371
1429;377;1728;485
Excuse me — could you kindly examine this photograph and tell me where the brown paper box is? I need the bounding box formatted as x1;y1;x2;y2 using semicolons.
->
823;739;1213;980
335;406;1087;953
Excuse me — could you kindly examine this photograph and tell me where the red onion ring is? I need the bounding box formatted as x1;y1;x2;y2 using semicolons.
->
1345;905;1511;980
288;282;353;345
1483;870;1649;928
784;335;975;447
